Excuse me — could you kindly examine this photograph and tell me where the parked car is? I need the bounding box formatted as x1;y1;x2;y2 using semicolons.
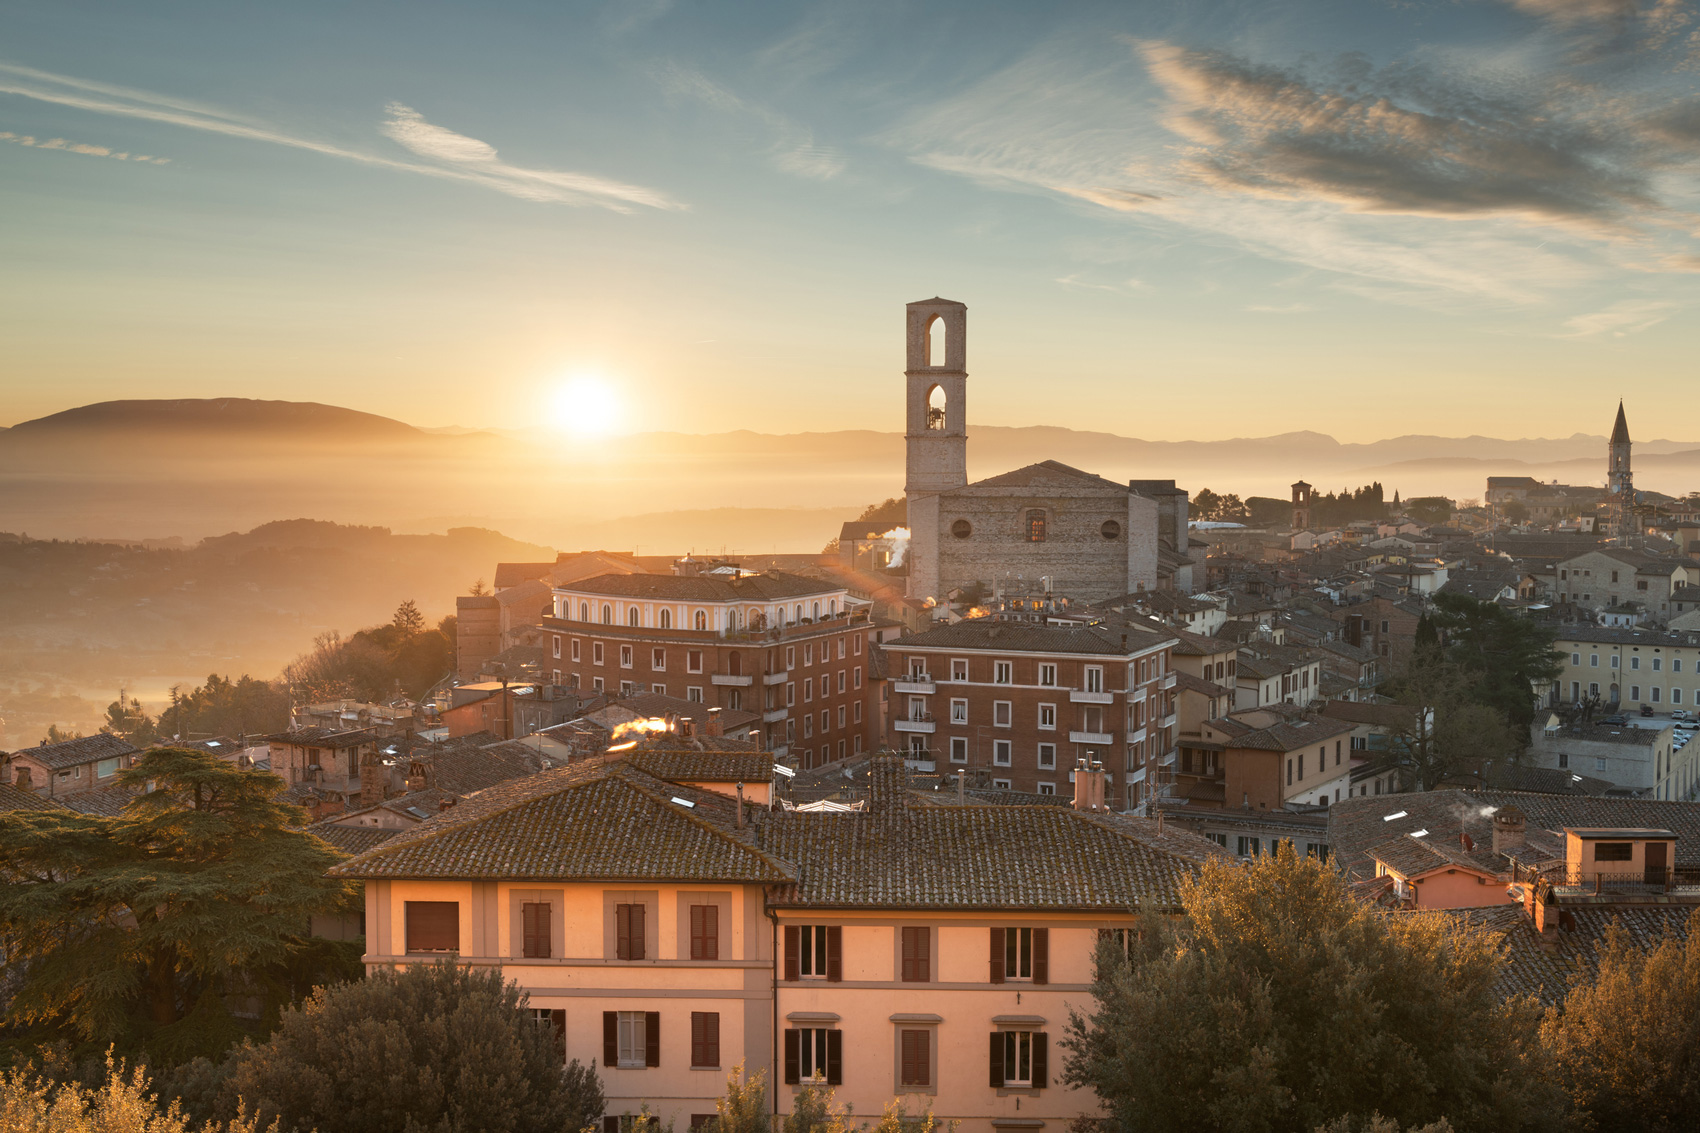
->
1641;703;1656;717
1602;714;1629;725
1673;710;1692;722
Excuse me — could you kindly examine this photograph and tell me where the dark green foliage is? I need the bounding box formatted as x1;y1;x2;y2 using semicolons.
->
1541;909;1700;1133
1190;489;1248;523
1062;846;1562;1133
216;960;605;1133
855;497;907;526
0;748;352;1056
281;617;453;703
103;692;163;745
1404;497;1454;525
161;674;291;739
1427;592;1563;733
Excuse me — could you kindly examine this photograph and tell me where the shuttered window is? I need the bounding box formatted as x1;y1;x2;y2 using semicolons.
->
404;901;458;953
989;927;1047;983
616;903;646;960
522;902;551;959
901;927;930;982
605;1010;660;1067
691;1011;720;1068
783;925;841;981
990;1031;1048;1089
533;1008;566;1063
900;1029;930;1087
690;905;719;961
783;1028;841;1085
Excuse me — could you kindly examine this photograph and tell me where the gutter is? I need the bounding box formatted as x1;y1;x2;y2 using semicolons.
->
765;898;780;1124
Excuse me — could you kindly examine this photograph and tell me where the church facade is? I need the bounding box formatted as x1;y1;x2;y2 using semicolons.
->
901;297;1190;604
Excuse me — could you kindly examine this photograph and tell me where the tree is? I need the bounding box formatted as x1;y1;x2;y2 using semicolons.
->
1381;660;1520;790
713;1063;770;1133
0;748;351;1056
1062;846;1562;1133
215;961;604;1133
1191;488;1224;522
43;724;83;744
1405;497;1454;525
392;599;425;636
855;497;907;526
784;1087;851;1133
159;675;290;740
469;578;490;597
102;694;162;746
1503;501;1529;525
0;1054;272;1133
1428;592;1563;733
1541;909;1700;1133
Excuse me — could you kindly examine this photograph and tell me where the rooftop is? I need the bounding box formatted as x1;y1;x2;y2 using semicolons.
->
14;732;137;771
556;570;845;603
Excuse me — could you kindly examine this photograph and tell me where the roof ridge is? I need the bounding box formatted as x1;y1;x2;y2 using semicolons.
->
605;766;798;879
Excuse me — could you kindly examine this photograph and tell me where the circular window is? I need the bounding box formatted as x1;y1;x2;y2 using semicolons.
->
951;519;973;539
1101;520;1122;540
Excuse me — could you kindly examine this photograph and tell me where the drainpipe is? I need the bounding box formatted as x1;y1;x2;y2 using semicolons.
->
766;901;781;1124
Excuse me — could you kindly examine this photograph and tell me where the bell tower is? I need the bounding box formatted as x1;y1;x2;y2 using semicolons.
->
1608;401;1634;542
904;298;968;601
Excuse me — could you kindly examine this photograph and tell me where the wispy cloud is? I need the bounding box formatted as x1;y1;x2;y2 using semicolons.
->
654;63;845;180
1562;297;1677;335
0;130;169;163
1247;302;1315;313
0;62;679;211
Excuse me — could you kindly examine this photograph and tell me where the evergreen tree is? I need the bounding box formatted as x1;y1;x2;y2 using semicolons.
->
1062;846;1562;1133
1427;593;1563;733
216;961;604;1133
1541;909;1700;1133
392;599;425;636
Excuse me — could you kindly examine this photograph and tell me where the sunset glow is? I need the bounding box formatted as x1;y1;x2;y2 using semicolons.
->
547;373;624;439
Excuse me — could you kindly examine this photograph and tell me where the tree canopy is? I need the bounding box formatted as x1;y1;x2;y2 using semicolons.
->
1062;846;1562;1133
0;748;352;1059
1426;592;1563;733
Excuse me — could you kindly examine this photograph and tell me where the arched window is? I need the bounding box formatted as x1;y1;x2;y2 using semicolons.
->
812;601;820;620
659;608;671;630
579;601;589;621
927;384;947;430
695;610;707;631
829;599;838;616
601;603;613;624
748;607;762;630
928;314;947;367
628;606;640;627
796;604;804;623
1026;510;1047;542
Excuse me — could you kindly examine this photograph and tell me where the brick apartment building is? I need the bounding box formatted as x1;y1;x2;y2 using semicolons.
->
879;619;1178;807
539;567;884;767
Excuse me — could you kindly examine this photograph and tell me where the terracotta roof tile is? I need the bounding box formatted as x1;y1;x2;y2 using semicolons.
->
16;733;137;770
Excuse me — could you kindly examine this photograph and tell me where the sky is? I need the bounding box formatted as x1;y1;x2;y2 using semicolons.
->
3;0;1700;441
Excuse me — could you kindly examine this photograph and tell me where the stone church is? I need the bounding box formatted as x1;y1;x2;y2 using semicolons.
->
901;297;1192;604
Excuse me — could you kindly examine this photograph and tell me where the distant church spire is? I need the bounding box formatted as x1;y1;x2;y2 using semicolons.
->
1607;401;1634;543
1610;400;1630;447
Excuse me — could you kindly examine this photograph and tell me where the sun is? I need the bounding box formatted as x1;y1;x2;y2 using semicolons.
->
546;373;624;439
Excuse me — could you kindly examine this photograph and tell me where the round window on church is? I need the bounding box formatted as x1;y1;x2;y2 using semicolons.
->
1101;520;1122;540
951;519;973;539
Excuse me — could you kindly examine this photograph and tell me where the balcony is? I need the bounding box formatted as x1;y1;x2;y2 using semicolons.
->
1160;713;1178;730
711;673;753;687
1069;689;1114;704
1128;686;1148;705
1127;727;1147;746
1069;730;1115;745
763;670;789;686
904;757;937;773
894;677;937;694
762;707;789;724
895;715;937;734
1160;672;1178;691
1128;766;1146;784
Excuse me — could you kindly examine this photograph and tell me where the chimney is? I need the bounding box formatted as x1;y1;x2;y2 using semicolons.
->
359;750;386;809
735;781;745;829
680;717;696;738
706;707;723;737
1072;757;1107;813
407;759;431;794
868;752;906;815
1460;832;1474;853
1491;805;1526;857
14;764;32;790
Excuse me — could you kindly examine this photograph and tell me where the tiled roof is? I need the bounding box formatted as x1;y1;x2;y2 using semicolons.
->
262;727;379;748
968;460;1126;493
1330;789;1700;880
415;738;540;795
493;561;555;588
618;746;774;783
16;733;137;771
58;782;143;817
1169;627;1236;657
558;570;842;602
0;782;67;813
308;822;400;856
1448;903;1694;1005
329;761;794;883
1321;700;1419;729
610;692;762;732
891;619;1174;657
1550;624;1700;648
1367;832;1501;879
1226;715;1357;752
1173;670;1232;698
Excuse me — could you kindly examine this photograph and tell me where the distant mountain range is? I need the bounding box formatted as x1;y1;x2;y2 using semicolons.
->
4;398;1698;546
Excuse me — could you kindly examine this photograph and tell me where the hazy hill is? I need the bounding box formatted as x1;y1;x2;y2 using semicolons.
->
6;397;426;441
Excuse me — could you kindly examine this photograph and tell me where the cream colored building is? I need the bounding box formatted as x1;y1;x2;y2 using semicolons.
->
332;754;1223;1132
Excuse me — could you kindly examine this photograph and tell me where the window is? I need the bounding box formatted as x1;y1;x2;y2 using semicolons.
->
805;678;815;703
1037;743;1056;769
1596;757;1609;773
994;661;1013;684
901;926;930;982
1038;663;1057;687
1238;836;1260;856
837;671;846;694
994;701;1011;727
660;608;672;630
951;659;969;682
854;634;863;656
687;686;703;703
593;641;605;665
96;756;120;778
606;1010;658;1068
838;705;847;728
1571;652;1579;666
992;778;1012;790
553;636;562;659
689;905;719;960
805;643;815;666
950;736;968;763
1085;666;1104;693
534;1008;567;1064
949;698;968;724
652;648;666;671
993;740;1012;766
785;925;840;980
1654;657;1663;672
853;666;863;689
1632;686;1641;701
602;604;614;624
992;1030;1047;1089
787;682;796;707
803;715;813;739
1595;842;1634;862
786;647;796;670
784;1028;841;1084
901;1029;931;1087
1036;782;1055;795
1026;510;1047;542
405;902;458;953
620;681;635;696
620;645;634;669
616;903;646;960
572;638;582;662
1101;519;1121;540
1612;656;1620;669
695;610;707;631
628;607;640;627
522;902;551;959
691;1011;721;1069
579;601;590;621
990;927;1047;983
593;676;605;692
1632;657;1641;670
686;650;703;674
1558;752;1570;769
854;700;863;723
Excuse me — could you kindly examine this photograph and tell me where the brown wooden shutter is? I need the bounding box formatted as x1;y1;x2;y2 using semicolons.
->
825;925;842;982
523;903;550;959
901;1029;929;1086
704;1012;719;1068
825;1029;842;1085
1032;1032;1048;1088
633;903;647;961
549;1009;566;1063
604;1118;620;1133
404;901;459;952
645;1011;660;1066
989;1031;1004;1087
989;927;1006;983
1032;927;1049;985
690;904;718;961
916;926;930;982
784;925;800;982
603;1011;618;1067
616;905;632;960
783;1029;801;1084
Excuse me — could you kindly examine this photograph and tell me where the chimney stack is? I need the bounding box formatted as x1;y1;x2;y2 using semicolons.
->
359;750;386;809
14;764;32;791
1491;805;1526;858
706;707;723;737
1072;757;1108;813
680;717;696;738
735;781;745;829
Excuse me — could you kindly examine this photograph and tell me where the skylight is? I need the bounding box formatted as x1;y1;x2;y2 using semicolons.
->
773;764;797;778
1411;829;1429;838
671;796;696;808
1383;810;1408;821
